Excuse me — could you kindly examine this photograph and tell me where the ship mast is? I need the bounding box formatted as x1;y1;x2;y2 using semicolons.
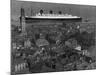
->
69;8;72;14
31;6;33;16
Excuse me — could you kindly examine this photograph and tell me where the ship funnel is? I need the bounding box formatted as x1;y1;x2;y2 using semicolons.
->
49;10;53;14
40;9;44;15
58;11;62;14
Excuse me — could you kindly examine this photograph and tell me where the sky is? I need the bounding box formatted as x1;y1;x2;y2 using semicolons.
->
11;0;96;22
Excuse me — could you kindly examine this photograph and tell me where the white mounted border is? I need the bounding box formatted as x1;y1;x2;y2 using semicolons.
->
20;0;96;6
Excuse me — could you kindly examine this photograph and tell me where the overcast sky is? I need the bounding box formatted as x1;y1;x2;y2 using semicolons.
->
11;0;96;21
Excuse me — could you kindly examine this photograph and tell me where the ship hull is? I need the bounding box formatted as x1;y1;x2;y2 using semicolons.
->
25;17;82;21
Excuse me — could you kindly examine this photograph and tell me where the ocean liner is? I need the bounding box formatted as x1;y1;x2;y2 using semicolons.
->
25;13;82;21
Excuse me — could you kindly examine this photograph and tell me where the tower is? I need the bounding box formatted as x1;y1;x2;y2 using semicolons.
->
20;8;26;35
